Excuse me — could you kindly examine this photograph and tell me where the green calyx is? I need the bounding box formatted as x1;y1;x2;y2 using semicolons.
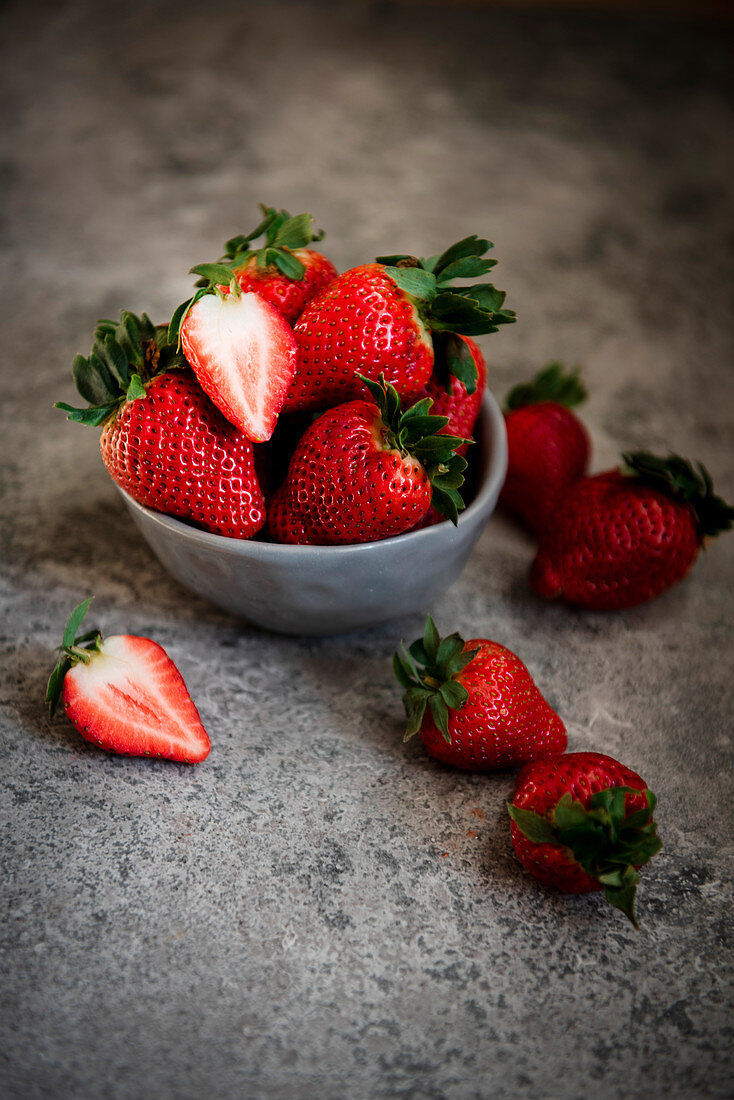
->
506;361;587;411
45;598;102;716
392;614;480;743
357;374;469;525
193;203;326;288
376;234;516;339
173;203;328;345
622;451;734;540
56;311;185;427
507;787;662;928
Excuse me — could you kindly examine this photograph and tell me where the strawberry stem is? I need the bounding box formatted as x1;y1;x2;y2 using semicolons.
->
46;598;102;716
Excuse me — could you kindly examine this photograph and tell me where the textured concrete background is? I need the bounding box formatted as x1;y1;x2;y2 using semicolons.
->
1;2;733;1097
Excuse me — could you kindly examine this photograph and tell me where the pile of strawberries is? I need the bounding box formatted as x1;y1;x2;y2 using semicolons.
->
58;204;515;545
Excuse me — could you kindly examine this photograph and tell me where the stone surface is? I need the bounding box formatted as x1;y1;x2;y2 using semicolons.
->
1;2;732;1098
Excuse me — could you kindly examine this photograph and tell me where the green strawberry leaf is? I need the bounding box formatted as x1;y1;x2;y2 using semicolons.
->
506;362;587;411
383;266;437;302
506;803;559;845
273;250;306;280
62;597;93;650
392;616;479;744
273;212;315;251
433;236;493;276
622;451;734;539
190;262;237;286
428;694;451;742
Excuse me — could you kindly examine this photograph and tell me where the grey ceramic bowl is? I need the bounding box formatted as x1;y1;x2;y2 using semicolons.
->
116;389;508;635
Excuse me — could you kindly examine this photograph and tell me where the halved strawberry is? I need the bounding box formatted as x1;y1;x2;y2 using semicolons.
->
46;599;211;763
173;275;297;443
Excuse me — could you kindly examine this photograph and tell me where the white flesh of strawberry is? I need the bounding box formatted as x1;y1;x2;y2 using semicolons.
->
63;635;210;762
181;291;297;442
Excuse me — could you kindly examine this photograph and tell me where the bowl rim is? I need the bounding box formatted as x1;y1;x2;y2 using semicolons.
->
116;387;508;558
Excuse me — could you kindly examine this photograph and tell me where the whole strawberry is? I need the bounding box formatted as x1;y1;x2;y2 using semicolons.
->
500;362;590;533
507;752;662;927
46;598;211;763
530;451;734;610
393;616;567;770
194;204;337;323
285;235;515;413
56;312;266;539
268;376;468;544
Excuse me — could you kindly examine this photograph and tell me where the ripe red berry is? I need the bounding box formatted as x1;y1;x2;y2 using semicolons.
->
530;453;734;610
393;616;567;770
500;362;590;533
508;752;662;926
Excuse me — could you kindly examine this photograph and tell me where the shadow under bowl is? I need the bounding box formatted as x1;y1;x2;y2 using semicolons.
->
116;389;508;635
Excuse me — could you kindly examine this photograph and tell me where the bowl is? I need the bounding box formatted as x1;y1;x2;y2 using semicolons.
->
116;389;508;635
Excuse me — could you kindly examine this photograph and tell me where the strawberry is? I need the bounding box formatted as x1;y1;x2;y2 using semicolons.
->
530;451;734;610
500;361;590;533
268;375;469;544
416;334;487;455
285;235;515;413
507;752;662;927
172;273;297;443
56;311;266;539
200;204;337;323
46;598;211;763
393;616;567;770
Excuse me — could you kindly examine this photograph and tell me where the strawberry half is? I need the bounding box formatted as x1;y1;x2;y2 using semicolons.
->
46;599;211;763
174;275;297;443
507;752;662;927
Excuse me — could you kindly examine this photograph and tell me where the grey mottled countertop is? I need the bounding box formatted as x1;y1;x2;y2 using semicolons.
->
1;2;732;1097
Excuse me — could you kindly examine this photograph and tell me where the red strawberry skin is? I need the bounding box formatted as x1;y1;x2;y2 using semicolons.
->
62;634;211;762
284;264;434;413
268;399;433;544
510;753;649;893
418;640;567;770
100;370;266;539
530;471;700;610
417;336;487;455
233;249;337;323
501;401;590;533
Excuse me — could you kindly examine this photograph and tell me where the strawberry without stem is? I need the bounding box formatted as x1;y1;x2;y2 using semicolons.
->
507;752;662;927
57;311;266;539
530;451;734;610
268;376;469;545
393;616;567;771
500;362;590;533
285;235;515;413
46;599;211;763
